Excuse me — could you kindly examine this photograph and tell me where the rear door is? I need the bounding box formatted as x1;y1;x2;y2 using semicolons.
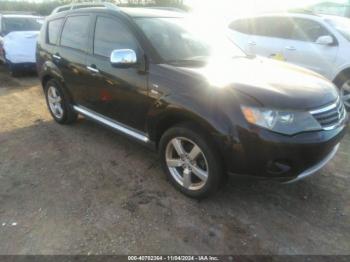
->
228;18;255;56
54;14;92;106
281;17;338;78
249;16;291;61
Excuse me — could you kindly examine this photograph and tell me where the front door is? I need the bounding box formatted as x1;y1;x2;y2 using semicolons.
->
84;15;150;132
250;16;290;61
282;18;338;79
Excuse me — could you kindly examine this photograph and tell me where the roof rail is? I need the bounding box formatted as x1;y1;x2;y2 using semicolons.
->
51;2;119;15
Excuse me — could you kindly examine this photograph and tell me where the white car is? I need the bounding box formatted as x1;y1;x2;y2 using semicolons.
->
228;12;350;109
0;14;43;76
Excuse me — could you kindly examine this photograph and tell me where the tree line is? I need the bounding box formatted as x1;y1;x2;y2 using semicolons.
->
0;0;187;16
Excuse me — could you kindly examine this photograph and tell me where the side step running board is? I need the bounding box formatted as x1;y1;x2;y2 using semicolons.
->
73;105;150;143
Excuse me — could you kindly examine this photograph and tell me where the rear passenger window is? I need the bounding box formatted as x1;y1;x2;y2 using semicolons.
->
229;19;253;34
253;17;293;39
61;15;90;51
47;18;63;45
93;16;138;58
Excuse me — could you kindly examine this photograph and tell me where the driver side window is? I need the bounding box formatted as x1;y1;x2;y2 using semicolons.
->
93;16;139;58
291;18;331;42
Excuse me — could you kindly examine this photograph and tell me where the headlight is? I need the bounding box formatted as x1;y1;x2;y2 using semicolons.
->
241;106;322;135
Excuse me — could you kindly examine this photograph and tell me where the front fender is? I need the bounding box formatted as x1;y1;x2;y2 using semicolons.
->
146;92;234;143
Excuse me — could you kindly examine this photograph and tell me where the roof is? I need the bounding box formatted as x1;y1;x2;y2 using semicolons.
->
50;2;185;18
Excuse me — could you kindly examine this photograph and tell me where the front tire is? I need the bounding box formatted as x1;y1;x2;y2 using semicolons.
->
159;123;224;199
44;79;77;124
336;75;350;111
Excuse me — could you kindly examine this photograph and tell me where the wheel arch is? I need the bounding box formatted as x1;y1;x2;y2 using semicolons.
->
147;106;232;165
40;62;75;104
333;67;350;87
149;109;214;145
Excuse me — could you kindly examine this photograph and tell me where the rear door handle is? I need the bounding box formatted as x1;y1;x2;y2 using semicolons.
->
248;41;256;46
87;65;99;73
53;54;61;60
286;46;296;51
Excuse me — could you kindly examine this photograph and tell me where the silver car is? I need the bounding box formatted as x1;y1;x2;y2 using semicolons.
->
229;12;350;109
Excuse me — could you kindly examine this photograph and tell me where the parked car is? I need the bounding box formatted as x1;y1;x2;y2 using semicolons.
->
0;14;43;76
229;12;350;110
37;3;348;198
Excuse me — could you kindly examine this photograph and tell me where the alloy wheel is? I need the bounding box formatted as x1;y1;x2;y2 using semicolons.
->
341;80;350;108
165;137;209;191
47;86;64;119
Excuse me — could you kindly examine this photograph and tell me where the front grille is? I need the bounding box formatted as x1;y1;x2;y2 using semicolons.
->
310;97;347;130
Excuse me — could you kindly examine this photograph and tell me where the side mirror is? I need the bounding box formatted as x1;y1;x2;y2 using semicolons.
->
315;35;334;45
110;49;137;67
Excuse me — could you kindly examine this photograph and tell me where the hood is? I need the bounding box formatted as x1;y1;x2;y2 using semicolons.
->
168;57;339;111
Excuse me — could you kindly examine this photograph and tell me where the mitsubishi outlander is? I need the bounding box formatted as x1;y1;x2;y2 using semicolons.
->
37;3;348;198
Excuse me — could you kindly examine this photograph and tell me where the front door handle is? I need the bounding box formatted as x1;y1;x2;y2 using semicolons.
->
248;41;256;46
286;46;296;51
87;65;99;73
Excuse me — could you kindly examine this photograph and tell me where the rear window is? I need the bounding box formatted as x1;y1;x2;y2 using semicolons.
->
2;17;42;35
60;15;90;51
47;18;63;45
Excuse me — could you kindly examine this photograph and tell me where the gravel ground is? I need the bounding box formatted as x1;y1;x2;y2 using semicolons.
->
0;65;349;255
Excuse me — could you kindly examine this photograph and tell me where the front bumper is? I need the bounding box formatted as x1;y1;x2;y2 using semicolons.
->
223;120;348;181
283;143;339;183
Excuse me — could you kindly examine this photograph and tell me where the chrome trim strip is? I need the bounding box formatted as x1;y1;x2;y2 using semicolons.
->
322;109;347;131
309;96;347;131
53;54;61;60
73;105;149;143
87;66;99;73
284;143;340;184
309;97;339;115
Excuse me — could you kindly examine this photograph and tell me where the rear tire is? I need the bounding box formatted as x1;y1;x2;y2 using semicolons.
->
44;79;77;124
159;123;224;199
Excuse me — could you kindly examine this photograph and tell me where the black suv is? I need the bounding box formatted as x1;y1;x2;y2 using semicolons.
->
37;4;348;198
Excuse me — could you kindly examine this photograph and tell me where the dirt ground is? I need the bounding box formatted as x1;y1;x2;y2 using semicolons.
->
0;65;349;255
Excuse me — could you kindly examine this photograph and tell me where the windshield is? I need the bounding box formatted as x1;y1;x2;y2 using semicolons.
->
134;17;246;64
2;17;43;35
326;17;350;41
